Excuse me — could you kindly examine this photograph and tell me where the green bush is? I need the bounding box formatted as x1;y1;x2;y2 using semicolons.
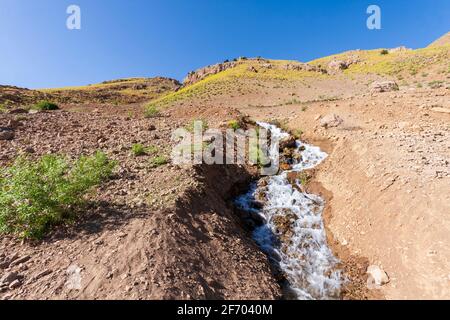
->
228;120;240;130
131;144;157;157
0;151;116;238
380;49;389;55
144;104;160;118
0;104;7;113
150;155;168;167
34;100;59;111
131;143;146;156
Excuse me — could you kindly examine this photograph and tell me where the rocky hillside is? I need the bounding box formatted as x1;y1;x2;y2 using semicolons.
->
0;77;181;109
0;31;449;301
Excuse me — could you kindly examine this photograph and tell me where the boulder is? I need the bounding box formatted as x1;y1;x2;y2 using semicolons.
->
320;114;343;128
367;265;389;287
279;136;297;150
370;81;399;93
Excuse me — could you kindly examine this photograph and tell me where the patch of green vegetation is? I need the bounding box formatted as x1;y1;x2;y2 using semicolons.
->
298;172;310;186
144;104;160;118
150;155;168;167
0;151;116;239
380;49;389;55
293;129;303;139
33;100;59;111
131;144;158;157
0;104;7;113
228;120;241;130
309;44;450;77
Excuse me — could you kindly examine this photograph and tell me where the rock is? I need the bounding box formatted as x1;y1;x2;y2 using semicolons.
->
148;124;156;131
24;147;35;154
328;60;348;72
8;280;21;289
183;61;237;86
9;255;31;267
279;136;297;150
370;81;399;93
367;265;389;287
7;119;22;129
66;265;82;290
0;128;14;140
320;114;343;128
0;272;20;286
31;269;52;282
431;106;450;114
280;163;292;171
8;108;28;114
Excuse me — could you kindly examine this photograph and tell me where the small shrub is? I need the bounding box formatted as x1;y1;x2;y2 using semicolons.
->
131;144;146;156
298;172;310;186
421;73;428;77
131;144;158;156
0;104;6;113
0;151;116;238
380;49;389;55
34;100;59;111
228;120;240;130
144;104;160;118
293;129;303;139
150;155;168;167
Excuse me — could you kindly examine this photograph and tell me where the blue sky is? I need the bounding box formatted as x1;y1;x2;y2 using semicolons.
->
0;0;449;89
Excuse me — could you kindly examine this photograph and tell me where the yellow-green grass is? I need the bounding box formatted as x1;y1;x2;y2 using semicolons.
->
39;78;151;92
309;44;450;76
147;60;323;108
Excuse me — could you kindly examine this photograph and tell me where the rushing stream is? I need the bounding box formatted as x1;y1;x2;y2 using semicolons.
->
235;123;343;300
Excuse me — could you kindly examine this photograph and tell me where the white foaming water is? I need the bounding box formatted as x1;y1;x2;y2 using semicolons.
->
236;122;342;300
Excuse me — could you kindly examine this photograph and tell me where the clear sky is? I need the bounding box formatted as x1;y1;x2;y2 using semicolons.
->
0;0;449;89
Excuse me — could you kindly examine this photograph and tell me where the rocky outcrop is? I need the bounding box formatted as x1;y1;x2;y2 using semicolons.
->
370;80;399;93
183;61;237;86
281;62;326;73
320;113;343;128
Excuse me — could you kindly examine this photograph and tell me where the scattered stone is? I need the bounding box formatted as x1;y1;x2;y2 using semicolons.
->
0;128;14;141
279;136;297;150
367;265;390;287
8;280;21;290
370;81;399;93
9;255;31;267
8;108;28;114
24;146;35;153
7;119;22;129
320;114;343;128
430;106;450;114
31;269;52;282
0;272;20;286
328;60;348;72
66;265;82;290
